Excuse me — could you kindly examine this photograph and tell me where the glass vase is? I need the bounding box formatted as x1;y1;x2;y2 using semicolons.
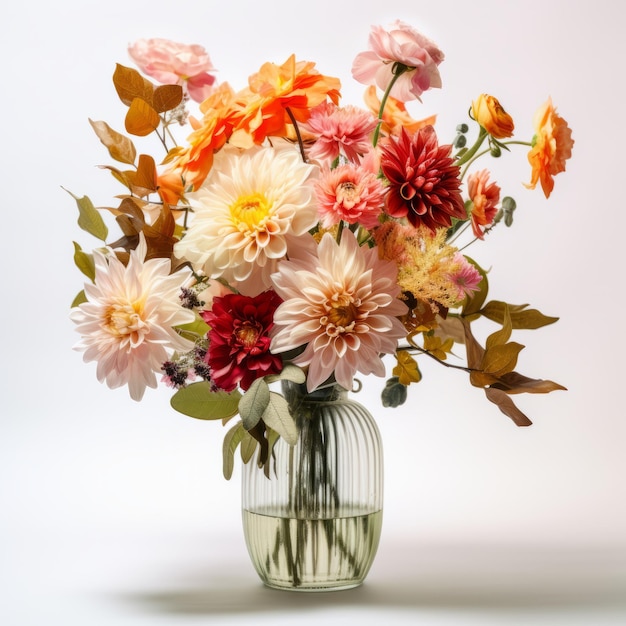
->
242;380;383;591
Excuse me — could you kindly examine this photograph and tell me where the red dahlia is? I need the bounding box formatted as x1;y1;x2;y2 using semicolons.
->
380;126;465;233
201;290;283;392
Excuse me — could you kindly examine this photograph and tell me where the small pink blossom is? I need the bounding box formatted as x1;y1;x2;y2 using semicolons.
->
314;162;386;229
128;38;217;103
351;20;445;102
302;101;378;164
448;253;482;300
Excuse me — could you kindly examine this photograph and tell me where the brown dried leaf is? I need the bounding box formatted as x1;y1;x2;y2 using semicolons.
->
490;371;567;394
113;64;154;107
125;98;160;137
481;300;559;329
460;318;485;370
131;154;158;196
485;303;512;351
153;84;183;113
484;387;533;427
481;342;524;377
89;119;136;164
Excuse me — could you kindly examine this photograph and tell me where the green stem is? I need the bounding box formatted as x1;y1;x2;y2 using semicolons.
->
371;63;411;148
455;126;488;169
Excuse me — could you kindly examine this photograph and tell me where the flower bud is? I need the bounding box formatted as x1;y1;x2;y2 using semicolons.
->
471;94;514;138
454;134;467;149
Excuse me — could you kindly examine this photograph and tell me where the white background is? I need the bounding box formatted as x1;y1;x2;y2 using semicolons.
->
2;1;625;624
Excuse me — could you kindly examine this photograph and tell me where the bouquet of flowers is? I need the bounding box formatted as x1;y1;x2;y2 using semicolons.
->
69;20;573;477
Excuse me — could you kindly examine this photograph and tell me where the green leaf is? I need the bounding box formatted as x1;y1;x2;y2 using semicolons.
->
175;316;210;341
238;378;270;431
64;188;108;241
170;382;241;420
72;241;95;281
262;392;298;446
222;421;245;480
71;290;87;308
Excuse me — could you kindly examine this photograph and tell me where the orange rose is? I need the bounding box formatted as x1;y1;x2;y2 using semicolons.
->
525;97;574;198
471;94;514;138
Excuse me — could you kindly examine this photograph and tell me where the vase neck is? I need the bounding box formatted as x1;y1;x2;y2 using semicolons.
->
281;379;348;404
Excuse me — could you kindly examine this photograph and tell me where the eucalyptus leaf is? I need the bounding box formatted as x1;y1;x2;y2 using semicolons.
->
265;363;306;384
240;431;257;465
262;392;298;446
222;421;245;480
170;382;240;420
238;378;270;431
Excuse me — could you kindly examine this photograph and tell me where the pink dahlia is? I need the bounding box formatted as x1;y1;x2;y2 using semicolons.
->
201;291;283;392
270;232;408;392
302;101;378;164
380;126;465;233
351;20;445;102
314;162;386;229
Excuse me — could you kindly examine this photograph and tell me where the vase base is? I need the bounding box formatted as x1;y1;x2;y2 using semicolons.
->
262;580;364;592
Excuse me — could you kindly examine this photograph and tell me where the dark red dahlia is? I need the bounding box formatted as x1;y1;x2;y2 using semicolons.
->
380;126;466;233
201;290;283;392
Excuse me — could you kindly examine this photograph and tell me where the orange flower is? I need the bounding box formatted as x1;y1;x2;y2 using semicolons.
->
471;94;514;139
230;55;341;148
170;83;240;190
467;169;500;239
526;97;574;198
364;86;436;137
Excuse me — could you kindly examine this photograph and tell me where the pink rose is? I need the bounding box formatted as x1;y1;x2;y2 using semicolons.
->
351;20;444;102
128;38;217;103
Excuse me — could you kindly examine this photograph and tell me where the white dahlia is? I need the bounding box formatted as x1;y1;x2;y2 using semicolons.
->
70;236;195;401
270;232;408;391
173;146;319;296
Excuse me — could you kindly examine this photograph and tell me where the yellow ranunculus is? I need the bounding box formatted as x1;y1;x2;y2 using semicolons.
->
471;94;514;138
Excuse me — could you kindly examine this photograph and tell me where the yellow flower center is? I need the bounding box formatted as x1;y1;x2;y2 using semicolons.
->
230;192;272;232
321;293;359;335
235;322;260;349
104;301;148;344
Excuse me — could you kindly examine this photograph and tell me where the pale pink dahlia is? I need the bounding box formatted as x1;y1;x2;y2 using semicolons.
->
314;162;386;229
70;236;195;401
302;101;379;164
173;147;319;297
351;20;445;102
270;232;408;391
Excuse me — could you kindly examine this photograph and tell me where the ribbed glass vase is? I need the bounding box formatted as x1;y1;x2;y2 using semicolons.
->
242;379;383;591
